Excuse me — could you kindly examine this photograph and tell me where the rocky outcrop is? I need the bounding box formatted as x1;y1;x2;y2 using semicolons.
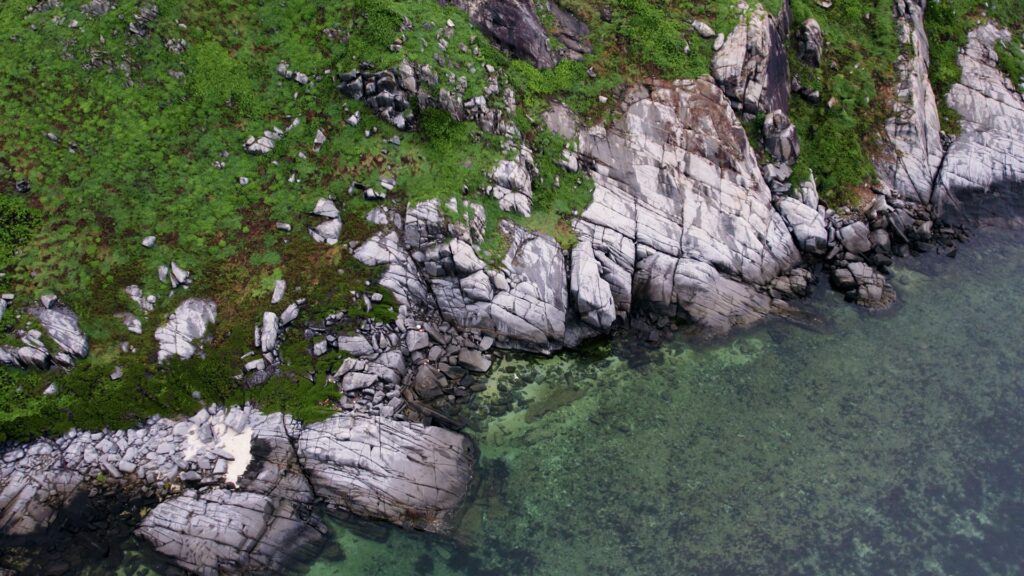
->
357;199;569;353
874;0;944;208
339;62;517;137
440;0;557;69
154;298;217;363
934;24;1024;212
1;297;89;369
1;407;475;574
297;415;475;532
567;80;802;331
711;1;791;115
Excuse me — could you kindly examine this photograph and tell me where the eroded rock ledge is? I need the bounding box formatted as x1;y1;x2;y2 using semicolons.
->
0;406;474;574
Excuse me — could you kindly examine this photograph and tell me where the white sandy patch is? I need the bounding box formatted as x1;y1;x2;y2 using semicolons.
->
221;426;253;485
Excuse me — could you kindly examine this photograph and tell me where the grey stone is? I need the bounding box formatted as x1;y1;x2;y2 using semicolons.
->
271;279;287;305
837;222;872;255
457;348;491;373
154;299;217;363
711;3;791;114
797;19;823;67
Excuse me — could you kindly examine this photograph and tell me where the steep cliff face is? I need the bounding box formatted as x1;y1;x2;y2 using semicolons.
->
874;0;945;207
711;1;792;115
934;24;1024;212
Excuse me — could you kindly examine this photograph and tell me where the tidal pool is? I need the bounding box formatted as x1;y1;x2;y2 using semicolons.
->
306;224;1024;575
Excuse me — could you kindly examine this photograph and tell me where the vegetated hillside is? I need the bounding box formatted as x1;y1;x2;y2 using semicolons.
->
0;0;1020;441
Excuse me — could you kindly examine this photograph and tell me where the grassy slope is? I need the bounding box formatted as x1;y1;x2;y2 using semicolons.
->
0;0;591;440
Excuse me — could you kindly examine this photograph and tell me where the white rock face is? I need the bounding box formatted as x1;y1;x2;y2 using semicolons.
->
570;240;616;330
570;80;800;331
296;414;476;533
2;407;476;573
934;24;1024;210
155;299;217;363
489;148;535;217
874;0;944;206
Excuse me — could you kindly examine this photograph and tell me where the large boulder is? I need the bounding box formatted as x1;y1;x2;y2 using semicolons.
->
296;415;476;533
711;1;791;114
776;197;828;255
796;19;823;67
154;298;217;363
933;24;1024;212
28;301;89;359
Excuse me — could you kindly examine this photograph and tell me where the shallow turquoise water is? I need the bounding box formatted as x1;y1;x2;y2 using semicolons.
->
307;225;1024;576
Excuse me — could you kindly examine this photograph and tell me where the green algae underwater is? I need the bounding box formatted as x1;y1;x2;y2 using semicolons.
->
305;225;1024;576
98;220;1024;576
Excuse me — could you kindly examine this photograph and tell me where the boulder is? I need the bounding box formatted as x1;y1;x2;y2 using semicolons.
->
837;221;872;255
155;299;217;363
776;197;828;255
29;303;89;359
441;0;557;69
796;19;823;67
762;110;799;165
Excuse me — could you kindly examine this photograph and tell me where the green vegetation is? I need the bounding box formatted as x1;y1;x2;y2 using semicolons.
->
0;0;597;439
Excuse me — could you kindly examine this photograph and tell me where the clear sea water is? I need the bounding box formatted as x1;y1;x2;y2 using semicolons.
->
92;206;1024;576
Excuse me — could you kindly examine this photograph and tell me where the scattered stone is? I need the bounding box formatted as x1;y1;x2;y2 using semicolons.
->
141;235;156;248
110;366;123;381
271;279;287;305
692;20;716;39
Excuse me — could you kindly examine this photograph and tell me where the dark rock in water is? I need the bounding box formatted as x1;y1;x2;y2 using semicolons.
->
441;0;557;69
